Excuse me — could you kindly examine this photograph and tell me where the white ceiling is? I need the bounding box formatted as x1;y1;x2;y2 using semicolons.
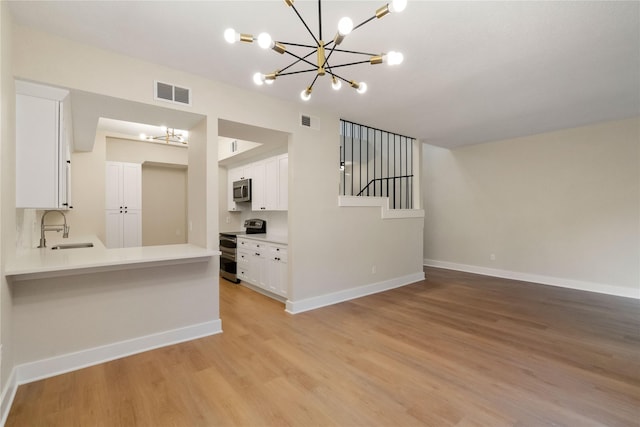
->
8;0;639;148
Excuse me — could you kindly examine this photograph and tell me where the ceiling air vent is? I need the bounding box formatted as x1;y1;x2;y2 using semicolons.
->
154;80;192;106
300;113;320;130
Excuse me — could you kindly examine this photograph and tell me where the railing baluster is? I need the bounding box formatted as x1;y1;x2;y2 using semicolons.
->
339;119;415;209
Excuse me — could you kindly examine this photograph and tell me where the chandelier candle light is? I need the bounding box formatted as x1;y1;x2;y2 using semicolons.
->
224;0;407;101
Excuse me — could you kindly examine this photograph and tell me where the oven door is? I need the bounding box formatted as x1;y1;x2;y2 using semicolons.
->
220;235;237;250
220;251;239;283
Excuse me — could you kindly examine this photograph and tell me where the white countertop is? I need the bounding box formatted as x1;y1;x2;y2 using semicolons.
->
6;235;220;281
237;233;288;245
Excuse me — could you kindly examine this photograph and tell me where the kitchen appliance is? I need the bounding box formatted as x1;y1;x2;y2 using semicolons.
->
232;178;251;202
219;218;267;283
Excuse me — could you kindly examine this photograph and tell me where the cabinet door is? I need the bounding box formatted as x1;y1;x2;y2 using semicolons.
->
122;163;142;210
273;259;288;297
277;154;288;210
122;210;142;248
251;161;267;211
265;157;278;210
237;249;252;282
267;244;288;296
105;162;123;210
105;210;124;249
15;94;59;209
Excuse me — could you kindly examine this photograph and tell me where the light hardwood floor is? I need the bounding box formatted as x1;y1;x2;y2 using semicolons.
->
6;267;640;426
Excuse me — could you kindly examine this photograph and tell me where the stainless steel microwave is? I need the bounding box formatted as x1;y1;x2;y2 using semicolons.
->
233;178;251;202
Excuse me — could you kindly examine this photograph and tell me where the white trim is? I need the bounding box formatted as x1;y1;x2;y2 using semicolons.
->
423;259;640;299
0;368;18;427
338;196;424;220
15;319;222;386
285;272;425;314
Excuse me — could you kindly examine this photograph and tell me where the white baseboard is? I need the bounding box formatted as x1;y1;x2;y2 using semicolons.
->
424;259;639;299
0;368;17;427
15;319;222;386
285;272;426;314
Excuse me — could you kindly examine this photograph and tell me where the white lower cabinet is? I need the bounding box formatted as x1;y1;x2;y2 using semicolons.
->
237;237;288;298
267;244;288;296
106;209;141;248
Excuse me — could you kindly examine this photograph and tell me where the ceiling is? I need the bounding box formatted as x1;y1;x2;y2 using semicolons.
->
8;1;640;148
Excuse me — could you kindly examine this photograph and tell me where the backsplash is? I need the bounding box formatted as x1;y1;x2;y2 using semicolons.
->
240;211;288;236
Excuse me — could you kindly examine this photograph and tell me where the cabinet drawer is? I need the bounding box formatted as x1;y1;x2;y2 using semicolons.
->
238;239;267;254
237;249;252;266
268;245;288;262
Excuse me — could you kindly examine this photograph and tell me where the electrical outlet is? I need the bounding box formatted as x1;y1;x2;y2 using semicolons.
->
189;221;193;231
372;265;377;274
226;216;231;224
490;253;496;261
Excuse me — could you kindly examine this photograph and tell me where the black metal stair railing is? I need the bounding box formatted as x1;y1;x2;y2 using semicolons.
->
340;119;415;209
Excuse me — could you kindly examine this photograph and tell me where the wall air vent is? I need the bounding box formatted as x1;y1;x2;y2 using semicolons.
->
154;80;192;106
300;113;320;130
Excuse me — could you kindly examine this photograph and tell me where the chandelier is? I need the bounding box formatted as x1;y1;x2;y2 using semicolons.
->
139;126;189;145
224;0;407;101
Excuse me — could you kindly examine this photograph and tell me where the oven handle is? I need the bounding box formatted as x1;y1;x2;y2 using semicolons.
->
220;235;237;244
220;252;236;262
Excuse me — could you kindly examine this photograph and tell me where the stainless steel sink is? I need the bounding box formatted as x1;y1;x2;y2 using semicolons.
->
50;242;94;250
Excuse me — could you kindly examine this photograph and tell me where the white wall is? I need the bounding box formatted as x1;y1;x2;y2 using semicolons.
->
142;165;188;246
106;136;188;165
0;0;15;401
423;117;640;298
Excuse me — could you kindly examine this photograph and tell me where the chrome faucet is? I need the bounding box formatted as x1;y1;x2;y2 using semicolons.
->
38;210;70;248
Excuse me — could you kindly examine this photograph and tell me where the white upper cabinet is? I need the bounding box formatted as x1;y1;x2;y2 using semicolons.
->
228;153;288;212
15;81;72;209
251;160;267;211
251;153;288;212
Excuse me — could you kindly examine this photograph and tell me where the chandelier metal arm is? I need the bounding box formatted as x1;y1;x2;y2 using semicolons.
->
288;2;320;47
281;49;320;70
353;15;377;32
278;67;320;77
328;71;351;84
325;59;372;69
278;50;318;74
278;41;318;49
330;47;379;56
318;0;323;40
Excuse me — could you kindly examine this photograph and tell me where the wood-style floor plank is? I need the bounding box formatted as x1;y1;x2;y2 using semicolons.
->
6;267;640;426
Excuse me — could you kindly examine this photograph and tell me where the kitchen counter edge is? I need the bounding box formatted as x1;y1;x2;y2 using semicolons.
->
236;234;288;245
6;236;220;282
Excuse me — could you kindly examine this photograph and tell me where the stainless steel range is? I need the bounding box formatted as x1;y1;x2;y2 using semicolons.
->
219;219;266;283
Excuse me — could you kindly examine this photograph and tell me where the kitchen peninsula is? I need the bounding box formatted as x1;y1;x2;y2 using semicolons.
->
6;237;221;387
